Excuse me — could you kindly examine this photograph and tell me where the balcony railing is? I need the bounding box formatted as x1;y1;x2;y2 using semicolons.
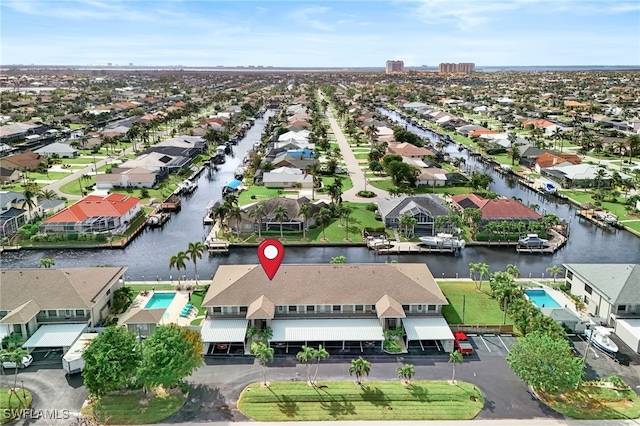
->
35;314;91;324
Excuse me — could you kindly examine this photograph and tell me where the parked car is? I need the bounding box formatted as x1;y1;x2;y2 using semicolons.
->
453;331;474;355
2;355;33;369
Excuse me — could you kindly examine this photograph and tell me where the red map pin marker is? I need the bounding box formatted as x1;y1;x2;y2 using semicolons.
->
257;239;284;280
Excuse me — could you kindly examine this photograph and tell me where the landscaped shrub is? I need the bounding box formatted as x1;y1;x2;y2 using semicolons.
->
356;190;376;198
365;203;377;212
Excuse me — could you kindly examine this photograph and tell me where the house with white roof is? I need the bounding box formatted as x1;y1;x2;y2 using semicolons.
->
34;142;78;158
262;167;313;188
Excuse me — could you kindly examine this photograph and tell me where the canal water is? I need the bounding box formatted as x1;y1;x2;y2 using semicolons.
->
1;108;639;280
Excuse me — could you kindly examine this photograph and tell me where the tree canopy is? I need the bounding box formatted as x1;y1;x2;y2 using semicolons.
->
82;327;141;396
506;331;583;394
138;324;204;389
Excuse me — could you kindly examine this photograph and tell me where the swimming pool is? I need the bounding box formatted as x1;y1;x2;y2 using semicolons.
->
144;293;176;309
524;289;561;309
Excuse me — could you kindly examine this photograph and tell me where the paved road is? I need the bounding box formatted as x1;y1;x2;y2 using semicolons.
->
324;108;389;202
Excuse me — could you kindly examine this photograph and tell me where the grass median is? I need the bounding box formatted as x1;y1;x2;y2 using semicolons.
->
238;380;484;421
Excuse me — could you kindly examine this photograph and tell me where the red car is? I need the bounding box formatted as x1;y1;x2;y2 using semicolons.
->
453;331;474;355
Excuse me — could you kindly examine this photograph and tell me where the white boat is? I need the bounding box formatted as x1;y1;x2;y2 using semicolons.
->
419;233;466;249
178;180;197;194
540;182;557;193
518;234;549;247
585;326;618;353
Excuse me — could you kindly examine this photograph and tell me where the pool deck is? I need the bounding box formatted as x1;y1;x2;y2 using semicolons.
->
118;290;200;327
528;282;582;317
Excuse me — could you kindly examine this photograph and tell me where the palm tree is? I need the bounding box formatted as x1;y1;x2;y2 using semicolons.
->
626;134;640;166
546;265;564;283
37;189;57;200
250;204;265;241
185;241;206;283
21;189;37;221
397;364;415;385
312;344;329;384
469;262;490;291
298;203;310;241
315;207;333;242
7;347;28;408
169;251;188;285
449;350;464;384
305;163;321;200
348;356;371;385
505;264;520;279
341;204;354;241
251;341;274;387
229;206;242;238
273;204;289;241
296;345;317;385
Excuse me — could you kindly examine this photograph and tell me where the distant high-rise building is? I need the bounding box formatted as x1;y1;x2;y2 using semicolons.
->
107;63;112;67
129;62;133;67
386;60;404;74
439;62;475;73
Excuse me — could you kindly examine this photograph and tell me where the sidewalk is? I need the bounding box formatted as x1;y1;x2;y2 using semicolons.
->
324;107;389;202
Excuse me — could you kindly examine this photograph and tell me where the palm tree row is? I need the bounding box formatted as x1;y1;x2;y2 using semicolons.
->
169;240;207;285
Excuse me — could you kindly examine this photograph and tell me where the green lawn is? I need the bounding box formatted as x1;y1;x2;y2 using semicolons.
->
353;153;369;160
238;186;299;206
59;176;95;196
238;380;483;421
82;391;186;425
368;179;472;196
26;171;72;180
60;157;101;165
539;385;640;420
320;175;353;192
438;281;513;325
230;202;381;244
561;190;640;233
491;155;525;172
1;388;33;424
190;290;207;315
127;283;176;291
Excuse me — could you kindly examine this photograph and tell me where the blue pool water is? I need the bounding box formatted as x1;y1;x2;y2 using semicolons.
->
144;293;176;309
524;289;561;309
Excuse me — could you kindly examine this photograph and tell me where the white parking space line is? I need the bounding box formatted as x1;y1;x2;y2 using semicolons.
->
498;335;510;353
479;335;491;352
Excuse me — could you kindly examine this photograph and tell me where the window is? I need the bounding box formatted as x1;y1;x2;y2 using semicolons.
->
65;310;72;317
427;304;437;312
370;305;376;312
355;305;364;312
239;306;247;313
47;310;57;317
277;306;285;313
332;305;341;313
213;307;222;313
75;309;84;316
617;305;626;313
288;305;297;313
584;284;592;295
306;305;315;312
106;289;111;296
402;304;410;312
223;306;233;314
416;304;423;312
567;271;573;280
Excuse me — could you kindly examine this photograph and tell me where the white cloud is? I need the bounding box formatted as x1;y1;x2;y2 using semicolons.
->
289;6;334;31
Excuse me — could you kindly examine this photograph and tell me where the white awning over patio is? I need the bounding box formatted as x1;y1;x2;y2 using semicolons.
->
22;323;87;348
200;319;248;343
403;316;454;341
271;319;384;342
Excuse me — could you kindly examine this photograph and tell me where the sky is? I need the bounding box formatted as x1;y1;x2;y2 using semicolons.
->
1;0;639;67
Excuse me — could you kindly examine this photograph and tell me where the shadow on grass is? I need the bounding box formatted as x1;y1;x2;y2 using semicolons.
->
361;385;390;408
276;395;299;418
320;395;357;418
407;384;430;402
441;305;463;324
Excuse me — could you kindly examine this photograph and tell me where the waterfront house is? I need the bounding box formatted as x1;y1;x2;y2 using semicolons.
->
0;191;40;238
563;263;640;353
542;163;628;189
39;193;141;234
0;267;126;349
386;142;434;158
377;195;452;235
119;152;190;174
451;194;542;224
200;263;453;355
235;197;327;234
38;199;66;216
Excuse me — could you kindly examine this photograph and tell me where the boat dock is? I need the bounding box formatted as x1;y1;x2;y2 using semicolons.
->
515;229;567;254
146;212;171;229
160;194;182;212
576;209;624;230
367;238;461;255
204;221;229;254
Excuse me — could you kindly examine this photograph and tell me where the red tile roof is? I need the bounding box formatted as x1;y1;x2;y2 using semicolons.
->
480;199;542;220
535;152;567;168
44;193;140;223
451;194;489;209
523;119;555;128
